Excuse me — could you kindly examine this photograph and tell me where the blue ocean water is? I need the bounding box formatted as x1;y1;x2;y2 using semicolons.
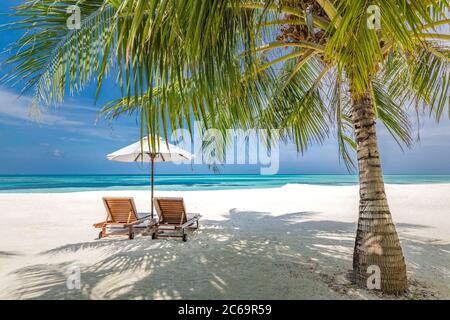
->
0;174;449;193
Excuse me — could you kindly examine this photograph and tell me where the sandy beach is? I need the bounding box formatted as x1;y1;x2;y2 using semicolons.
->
0;183;449;300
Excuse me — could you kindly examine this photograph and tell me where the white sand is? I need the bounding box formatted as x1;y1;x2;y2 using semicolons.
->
0;183;449;299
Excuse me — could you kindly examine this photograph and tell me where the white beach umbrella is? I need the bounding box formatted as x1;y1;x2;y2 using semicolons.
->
107;136;194;219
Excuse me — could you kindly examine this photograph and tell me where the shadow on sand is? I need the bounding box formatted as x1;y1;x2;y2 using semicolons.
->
0;251;22;258
7;210;450;299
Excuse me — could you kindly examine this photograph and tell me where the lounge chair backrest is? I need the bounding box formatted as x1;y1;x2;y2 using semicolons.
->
154;197;187;225
103;197;138;224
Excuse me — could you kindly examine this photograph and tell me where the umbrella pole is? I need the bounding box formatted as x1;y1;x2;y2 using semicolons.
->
151;156;155;220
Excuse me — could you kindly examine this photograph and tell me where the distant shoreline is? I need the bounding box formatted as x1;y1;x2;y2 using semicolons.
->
1;174;450;193
1;173;450;176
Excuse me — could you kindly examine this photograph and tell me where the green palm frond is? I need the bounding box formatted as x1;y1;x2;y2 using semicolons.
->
409;45;450;119
1;0;113;108
257;55;330;153
329;68;356;171
371;80;413;149
382;43;450;120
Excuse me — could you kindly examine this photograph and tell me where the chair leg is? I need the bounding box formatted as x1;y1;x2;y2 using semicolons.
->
128;226;135;240
101;225;107;238
152;226;158;239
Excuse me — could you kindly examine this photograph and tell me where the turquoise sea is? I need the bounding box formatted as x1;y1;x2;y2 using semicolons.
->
0;174;450;193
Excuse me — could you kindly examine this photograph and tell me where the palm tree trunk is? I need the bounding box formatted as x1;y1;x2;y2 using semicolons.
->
351;88;408;294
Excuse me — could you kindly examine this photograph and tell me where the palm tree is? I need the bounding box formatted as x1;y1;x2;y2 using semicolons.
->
2;0;449;294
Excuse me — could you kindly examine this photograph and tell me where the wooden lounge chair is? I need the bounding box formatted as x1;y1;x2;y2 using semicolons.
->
153;197;201;242
93;197;152;240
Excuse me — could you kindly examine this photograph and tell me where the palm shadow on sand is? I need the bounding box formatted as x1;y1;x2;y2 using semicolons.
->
7;210;450;299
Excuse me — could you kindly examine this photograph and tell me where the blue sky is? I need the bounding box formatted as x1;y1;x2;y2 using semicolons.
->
0;1;449;175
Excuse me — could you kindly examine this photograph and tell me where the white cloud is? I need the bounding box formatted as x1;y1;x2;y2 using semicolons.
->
0;88;83;126
52;149;65;157
0;87;136;142
59;136;89;143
